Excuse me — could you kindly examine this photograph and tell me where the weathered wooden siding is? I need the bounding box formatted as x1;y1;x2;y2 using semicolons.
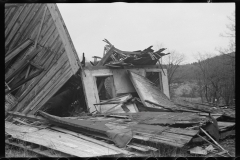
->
5;3;80;116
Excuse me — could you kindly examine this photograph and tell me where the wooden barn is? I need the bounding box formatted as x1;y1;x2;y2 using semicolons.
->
5;3;84;118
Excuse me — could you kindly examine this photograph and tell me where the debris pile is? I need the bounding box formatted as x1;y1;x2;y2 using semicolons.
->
5;40;235;157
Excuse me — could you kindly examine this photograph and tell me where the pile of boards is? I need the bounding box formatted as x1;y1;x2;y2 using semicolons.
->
93;39;170;68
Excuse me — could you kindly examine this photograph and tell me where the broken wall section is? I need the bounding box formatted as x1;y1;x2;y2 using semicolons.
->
81;66;170;113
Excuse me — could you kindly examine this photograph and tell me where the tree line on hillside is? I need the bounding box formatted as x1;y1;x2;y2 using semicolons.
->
162;12;235;106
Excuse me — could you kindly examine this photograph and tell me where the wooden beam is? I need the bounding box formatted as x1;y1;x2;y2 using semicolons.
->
84;65;165;70
5;39;33;63
47;4;80;74
96;45;115;66
7;111;47;122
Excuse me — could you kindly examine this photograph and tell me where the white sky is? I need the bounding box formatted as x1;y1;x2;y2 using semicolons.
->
57;3;235;64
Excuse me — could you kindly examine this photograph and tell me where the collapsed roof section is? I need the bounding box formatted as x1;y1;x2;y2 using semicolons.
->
5;4;82;117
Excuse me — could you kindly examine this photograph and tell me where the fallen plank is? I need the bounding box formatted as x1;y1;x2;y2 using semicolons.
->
7;111;47;123
5;121;124;157
50;126;133;155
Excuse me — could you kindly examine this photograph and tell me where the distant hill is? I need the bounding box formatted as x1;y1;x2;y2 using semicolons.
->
169;52;235;98
172;52;235;83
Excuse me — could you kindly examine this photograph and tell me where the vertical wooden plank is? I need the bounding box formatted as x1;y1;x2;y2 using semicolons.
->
161;69;170;98
47;4;79;74
81;70;100;113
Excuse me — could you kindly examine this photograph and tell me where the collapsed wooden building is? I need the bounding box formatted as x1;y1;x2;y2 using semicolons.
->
5;3;235;157
5;3;83;117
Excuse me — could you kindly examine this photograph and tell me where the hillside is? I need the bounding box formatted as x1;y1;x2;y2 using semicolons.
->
170;52;235;101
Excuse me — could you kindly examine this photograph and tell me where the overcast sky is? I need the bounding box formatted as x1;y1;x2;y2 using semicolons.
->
57;3;235;64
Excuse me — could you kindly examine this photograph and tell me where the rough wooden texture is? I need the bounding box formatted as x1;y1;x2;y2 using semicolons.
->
5;121;122;157
128;71;177;110
5;3;81;116
50;126;133;155
5;39;33;64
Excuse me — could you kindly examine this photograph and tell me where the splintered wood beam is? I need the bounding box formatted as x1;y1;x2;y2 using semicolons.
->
96;46;115;66
34;6;47;48
5;39;33;63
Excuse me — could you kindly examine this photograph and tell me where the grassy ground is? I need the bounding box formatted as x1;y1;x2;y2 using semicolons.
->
5;137;235;157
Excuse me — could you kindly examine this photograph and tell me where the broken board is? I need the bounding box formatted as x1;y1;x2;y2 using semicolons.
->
128;71;177;110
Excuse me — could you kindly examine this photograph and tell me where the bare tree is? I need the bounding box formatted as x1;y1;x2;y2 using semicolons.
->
163;50;185;85
217;12;235;54
217;12;235;105
195;52;234;105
